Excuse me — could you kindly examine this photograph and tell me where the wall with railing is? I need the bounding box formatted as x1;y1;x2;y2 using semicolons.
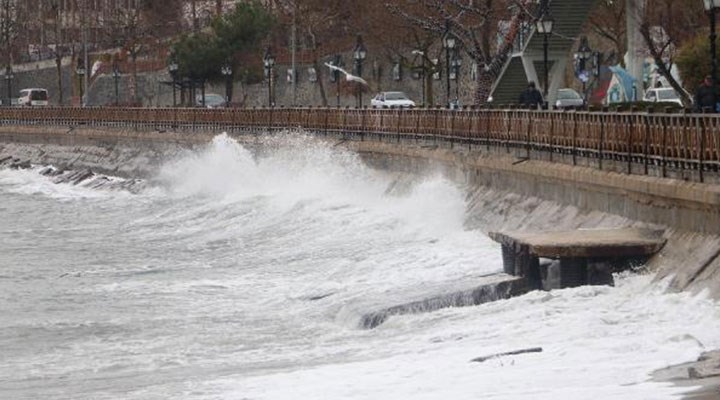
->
1;106;718;183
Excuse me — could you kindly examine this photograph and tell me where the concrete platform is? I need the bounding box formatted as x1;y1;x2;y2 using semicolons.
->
488;228;666;290
488;228;666;259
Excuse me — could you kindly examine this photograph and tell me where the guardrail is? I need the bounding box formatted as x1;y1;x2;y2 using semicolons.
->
0;106;718;182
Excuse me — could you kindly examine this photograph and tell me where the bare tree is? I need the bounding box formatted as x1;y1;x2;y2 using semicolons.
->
0;0;20;65
103;0;183;103
384;0;533;105
636;0;703;104
589;0;627;66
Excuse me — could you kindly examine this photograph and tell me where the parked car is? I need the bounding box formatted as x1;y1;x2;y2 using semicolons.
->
18;88;49;106
643;88;684;107
195;93;227;108
554;88;584;109
371;91;416;108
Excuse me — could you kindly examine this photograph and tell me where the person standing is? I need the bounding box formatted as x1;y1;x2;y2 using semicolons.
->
694;75;716;112
519;81;544;109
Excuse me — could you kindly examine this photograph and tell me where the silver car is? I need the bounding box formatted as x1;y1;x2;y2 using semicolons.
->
643;88;684;107
555;88;584;109
371;91;416;108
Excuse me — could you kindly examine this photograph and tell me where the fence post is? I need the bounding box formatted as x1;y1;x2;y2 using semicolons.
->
661;113;668;178
572;111;578;166
700;115;706;183
526;110;532;159
598;112;605;170
627;113;633;175
644;108;653;175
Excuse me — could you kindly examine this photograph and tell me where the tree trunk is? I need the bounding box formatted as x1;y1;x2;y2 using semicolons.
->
56;55;63;105
131;52;138;104
314;59;327;107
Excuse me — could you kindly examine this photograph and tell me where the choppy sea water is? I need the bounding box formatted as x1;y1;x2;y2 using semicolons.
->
1;133;719;400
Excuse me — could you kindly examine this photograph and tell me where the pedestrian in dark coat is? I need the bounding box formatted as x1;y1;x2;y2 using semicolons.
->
519;82;544;109
694;75;716;112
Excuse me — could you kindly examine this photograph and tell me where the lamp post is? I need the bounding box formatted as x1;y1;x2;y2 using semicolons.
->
451;49;462;108
221;63;233;105
704;0;720;110
353;35;367;108
263;47;275;107
412;49;426;107
575;36;592;105
332;54;342;107
4;65;13;107
168;60;178;107
76;59;86;107
536;11;554;107
443;21;456;107
112;62;120;106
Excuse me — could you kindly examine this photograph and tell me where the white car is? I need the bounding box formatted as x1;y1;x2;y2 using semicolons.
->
643;88;684;107
195;93;226;108
18;88;49;106
555;88;584;109
371;91;416;108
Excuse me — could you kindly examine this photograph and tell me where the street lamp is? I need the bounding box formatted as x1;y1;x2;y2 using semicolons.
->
112;62;121;106
168;59;178;107
536;11;554;106
451;50;462;108
704;0;720;111
221;63;233;105
353;35;367;108
4;65;13;107
76;59;86;107
331;54;342;107
263;47;275;107
412;49;426;107
575;36;592;105
443;21;456;107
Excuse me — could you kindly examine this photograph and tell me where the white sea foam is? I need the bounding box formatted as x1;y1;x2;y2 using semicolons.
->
0;133;718;400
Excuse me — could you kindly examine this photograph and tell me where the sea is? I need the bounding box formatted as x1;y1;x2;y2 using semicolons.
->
1;133;719;400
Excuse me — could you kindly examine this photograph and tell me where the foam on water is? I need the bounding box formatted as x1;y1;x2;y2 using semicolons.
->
0;132;719;400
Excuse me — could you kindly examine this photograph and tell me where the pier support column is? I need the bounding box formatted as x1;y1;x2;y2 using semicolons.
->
559;258;588;288
501;244;542;289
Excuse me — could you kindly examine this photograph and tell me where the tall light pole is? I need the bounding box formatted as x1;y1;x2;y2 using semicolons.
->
221;63;233;105
353;35;367;108
263;47;275;107
443;21;456;107
112;62;121;106
76;58;86;107
575;36;592;105
4;66;13;107
451;49;462;108
412;49;426;107
536;10;555;106
168;60;178;107
704;0;720;110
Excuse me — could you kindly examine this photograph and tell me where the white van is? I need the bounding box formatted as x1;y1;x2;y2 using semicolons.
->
18;88;49;106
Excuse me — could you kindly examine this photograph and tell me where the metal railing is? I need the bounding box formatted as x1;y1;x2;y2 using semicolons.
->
1;106;719;182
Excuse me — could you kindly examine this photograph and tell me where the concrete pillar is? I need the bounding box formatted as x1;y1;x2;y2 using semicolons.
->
501;244;541;289
559;258;588;288
501;244;515;275
626;0;645;100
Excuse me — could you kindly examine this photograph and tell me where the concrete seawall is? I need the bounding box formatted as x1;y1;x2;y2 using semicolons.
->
1;124;719;299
